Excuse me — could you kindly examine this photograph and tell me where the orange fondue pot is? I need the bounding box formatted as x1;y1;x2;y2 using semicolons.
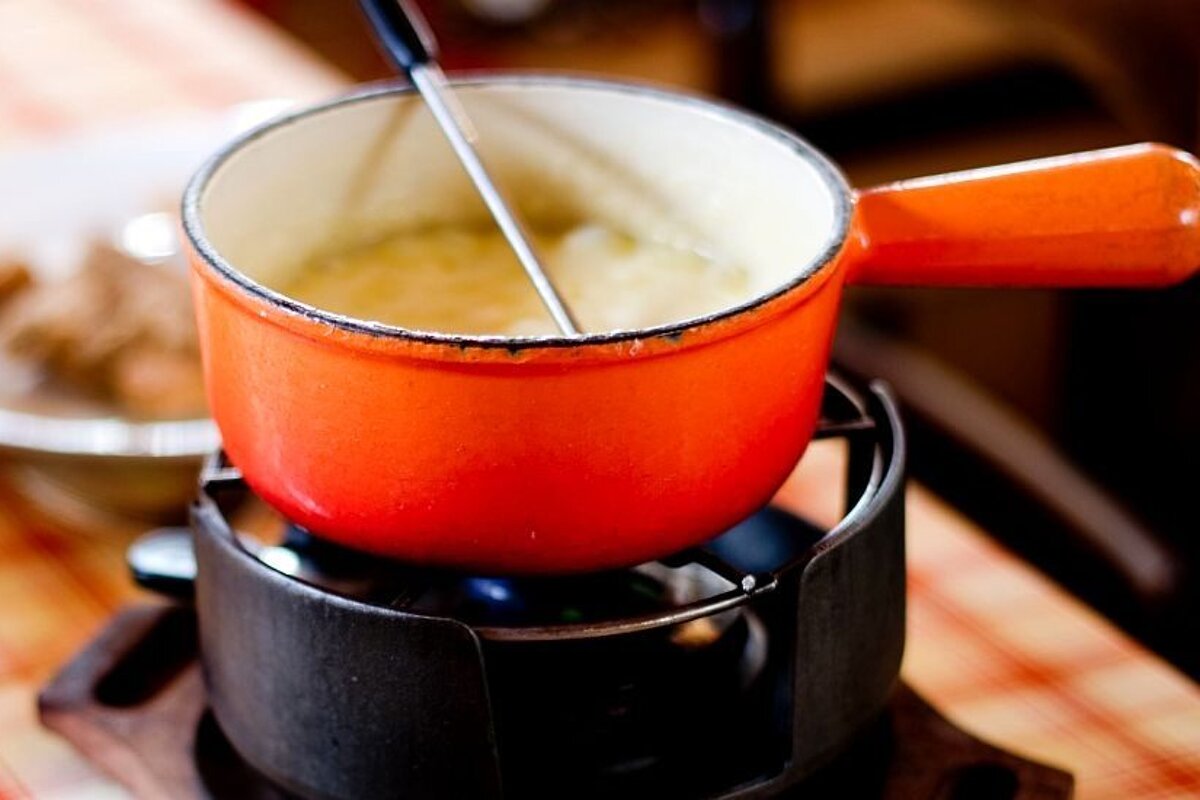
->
183;77;1199;574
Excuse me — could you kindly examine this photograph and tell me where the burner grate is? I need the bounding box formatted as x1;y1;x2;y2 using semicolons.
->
189;373;888;642
179;377;910;797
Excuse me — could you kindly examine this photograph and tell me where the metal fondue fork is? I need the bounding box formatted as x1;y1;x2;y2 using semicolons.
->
358;0;583;337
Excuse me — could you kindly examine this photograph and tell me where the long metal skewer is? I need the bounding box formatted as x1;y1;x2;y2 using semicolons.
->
358;0;582;336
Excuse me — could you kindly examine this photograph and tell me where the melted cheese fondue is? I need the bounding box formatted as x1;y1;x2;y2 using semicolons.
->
278;223;750;336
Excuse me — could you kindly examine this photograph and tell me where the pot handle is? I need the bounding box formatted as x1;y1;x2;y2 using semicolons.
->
848;143;1200;288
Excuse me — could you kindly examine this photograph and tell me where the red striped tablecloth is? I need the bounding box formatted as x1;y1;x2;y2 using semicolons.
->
0;2;1196;798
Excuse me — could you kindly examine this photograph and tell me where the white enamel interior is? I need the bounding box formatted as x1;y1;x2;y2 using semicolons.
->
197;80;843;332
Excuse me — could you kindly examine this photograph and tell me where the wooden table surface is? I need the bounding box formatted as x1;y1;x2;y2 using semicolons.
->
0;2;1196;799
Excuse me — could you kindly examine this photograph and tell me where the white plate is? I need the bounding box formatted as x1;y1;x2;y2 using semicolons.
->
0;100;292;461
0;101;291;520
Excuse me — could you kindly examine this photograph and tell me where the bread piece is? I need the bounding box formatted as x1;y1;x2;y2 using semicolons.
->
111;344;207;419
0;242;206;418
0;260;32;304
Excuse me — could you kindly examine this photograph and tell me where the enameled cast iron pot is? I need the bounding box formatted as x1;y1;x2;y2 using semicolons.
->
183;76;1200;574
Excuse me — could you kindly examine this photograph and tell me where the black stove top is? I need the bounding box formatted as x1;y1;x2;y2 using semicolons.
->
40;377;1073;799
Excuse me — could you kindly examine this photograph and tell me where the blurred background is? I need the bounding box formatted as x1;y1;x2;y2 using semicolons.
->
1;5;1197;796
240;0;1200;675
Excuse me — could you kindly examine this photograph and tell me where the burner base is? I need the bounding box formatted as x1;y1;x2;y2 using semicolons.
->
40;604;1073;800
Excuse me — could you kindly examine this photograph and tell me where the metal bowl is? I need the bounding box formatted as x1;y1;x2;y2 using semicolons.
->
0;102;289;520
